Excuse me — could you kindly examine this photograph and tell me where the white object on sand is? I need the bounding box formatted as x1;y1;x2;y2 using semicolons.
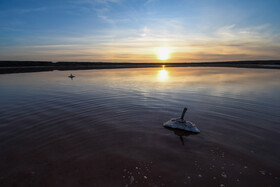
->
163;107;200;133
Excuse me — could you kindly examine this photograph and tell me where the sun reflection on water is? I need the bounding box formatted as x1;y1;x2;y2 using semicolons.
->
158;65;168;81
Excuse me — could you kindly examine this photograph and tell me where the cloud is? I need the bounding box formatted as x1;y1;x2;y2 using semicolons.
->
141;27;151;37
144;0;160;5
1;18;280;62
215;24;272;41
70;0;123;23
96;0;122;4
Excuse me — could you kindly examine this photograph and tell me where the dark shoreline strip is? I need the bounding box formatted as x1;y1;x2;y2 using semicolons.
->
0;60;279;74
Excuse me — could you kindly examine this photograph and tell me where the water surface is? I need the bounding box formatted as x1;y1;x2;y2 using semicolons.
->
0;67;279;186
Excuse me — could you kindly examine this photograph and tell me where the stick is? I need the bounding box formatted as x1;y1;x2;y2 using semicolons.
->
180;107;188;120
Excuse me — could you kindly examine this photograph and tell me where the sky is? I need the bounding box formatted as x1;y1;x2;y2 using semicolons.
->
0;0;280;62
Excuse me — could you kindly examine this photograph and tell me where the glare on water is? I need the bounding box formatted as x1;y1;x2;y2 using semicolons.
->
158;65;168;81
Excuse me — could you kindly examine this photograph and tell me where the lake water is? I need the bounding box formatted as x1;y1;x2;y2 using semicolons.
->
0;67;279;186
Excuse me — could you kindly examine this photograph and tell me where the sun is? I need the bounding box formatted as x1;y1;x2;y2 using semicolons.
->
157;47;170;60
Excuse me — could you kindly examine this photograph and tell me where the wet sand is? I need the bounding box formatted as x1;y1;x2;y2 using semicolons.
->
0;67;279;186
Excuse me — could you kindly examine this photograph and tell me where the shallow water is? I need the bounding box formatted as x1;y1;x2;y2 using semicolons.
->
0;67;279;186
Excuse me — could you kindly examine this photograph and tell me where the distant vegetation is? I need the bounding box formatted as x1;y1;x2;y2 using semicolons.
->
0;60;279;74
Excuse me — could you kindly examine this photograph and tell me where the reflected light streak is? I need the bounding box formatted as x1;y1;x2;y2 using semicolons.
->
158;65;168;82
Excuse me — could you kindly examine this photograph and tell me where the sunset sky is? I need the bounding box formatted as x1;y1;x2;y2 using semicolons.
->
0;0;280;62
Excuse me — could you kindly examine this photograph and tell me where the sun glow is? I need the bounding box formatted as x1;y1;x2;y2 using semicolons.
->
157;47;170;60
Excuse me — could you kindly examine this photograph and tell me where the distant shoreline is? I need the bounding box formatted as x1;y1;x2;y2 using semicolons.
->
0;60;279;74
